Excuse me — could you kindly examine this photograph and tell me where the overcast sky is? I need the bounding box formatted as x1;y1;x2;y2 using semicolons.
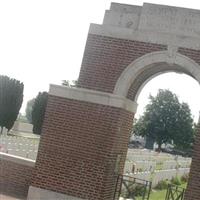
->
1;0;200;122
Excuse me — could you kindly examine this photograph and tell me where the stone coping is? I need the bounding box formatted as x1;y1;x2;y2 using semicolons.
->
49;84;138;113
27;186;86;200
0;152;35;167
89;23;200;50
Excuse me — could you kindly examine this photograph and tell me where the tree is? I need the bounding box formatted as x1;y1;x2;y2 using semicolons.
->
32;92;48;134
25;98;35;123
173;103;195;151
0;75;24;133
134;89;194;152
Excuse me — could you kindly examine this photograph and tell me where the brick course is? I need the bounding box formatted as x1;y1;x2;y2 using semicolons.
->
184;128;200;200
78;34;167;93
30;33;200;199
0;159;34;198
31;95;134;200
178;48;200;200
77;35;200;199
127;64;189;101
178;48;200;65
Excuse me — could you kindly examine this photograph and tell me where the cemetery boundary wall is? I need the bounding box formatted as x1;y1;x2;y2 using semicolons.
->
0;152;35;198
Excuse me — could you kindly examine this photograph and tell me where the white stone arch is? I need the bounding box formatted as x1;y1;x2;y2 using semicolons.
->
113;51;200;101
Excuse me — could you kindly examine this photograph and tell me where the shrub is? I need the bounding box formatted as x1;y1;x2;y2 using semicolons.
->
181;174;189;183
171;176;182;185
156;162;164;170
121;184;146;198
155;180;169;190
133;185;146;196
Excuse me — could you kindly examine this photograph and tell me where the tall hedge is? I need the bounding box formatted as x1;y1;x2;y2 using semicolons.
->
0;75;24;133
32;92;48;134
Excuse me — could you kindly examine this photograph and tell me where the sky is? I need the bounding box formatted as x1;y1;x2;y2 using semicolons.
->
0;0;200;122
135;73;200;122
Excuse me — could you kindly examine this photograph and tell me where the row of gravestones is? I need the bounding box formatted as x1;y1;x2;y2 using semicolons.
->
128;148;173;155
0;135;192;168
126;149;191;162
0;135;39;160
124;159;191;173
130;168;190;188
127;148;190;157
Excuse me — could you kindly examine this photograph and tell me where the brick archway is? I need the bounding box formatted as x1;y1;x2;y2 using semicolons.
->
113;50;200;101
28;2;200;200
113;51;200;101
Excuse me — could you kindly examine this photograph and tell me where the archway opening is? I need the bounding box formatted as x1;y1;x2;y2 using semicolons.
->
135;72;200;123
116;52;200;198
124;71;200;199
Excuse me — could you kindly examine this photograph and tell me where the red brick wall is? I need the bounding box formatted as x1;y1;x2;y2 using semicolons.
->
178;47;200;200
77;35;200;199
0;158;34;198
77;34;167;93
31;95;134;200
178;48;200;65
184;128;200;200
30;33;200;199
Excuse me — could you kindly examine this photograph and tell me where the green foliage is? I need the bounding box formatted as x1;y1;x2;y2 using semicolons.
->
155;180;169;190
171;176;182;185
133;89;195;152
143;183;187;200
0;75;24;132
156;162;164;171
32;92;48;134
173;103;195;151
121;184;146;198
155;175;187;191
181;174;189;183
25;98;35;123
133;185;146;197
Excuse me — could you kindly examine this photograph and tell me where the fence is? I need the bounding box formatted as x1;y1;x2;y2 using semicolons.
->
165;184;185;200
127;168;190;188
114;175;152;200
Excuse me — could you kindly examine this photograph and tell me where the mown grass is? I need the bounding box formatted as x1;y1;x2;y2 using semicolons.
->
136;183;187;200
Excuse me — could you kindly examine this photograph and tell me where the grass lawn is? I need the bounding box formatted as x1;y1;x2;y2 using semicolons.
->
136;183;187;200
150;183;187;200
148;189;168;200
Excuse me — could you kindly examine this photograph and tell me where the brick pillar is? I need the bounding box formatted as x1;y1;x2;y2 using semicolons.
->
184;127;200;200
28;85;136;200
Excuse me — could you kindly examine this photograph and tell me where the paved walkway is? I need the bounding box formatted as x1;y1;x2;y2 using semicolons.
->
0;194;24;200
9;131;40;139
